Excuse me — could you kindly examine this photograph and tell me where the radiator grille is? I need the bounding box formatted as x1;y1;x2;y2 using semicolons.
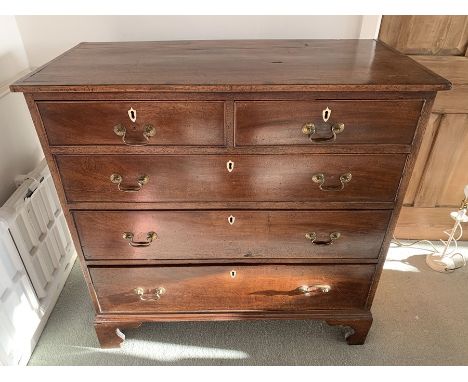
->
0;159;76;365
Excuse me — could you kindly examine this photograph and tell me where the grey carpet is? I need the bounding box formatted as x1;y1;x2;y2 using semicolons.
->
28;242;468;365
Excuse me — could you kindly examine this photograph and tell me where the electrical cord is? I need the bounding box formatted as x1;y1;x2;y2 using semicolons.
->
391;222;467;272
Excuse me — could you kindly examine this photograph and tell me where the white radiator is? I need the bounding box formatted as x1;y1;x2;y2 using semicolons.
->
0;158;77;365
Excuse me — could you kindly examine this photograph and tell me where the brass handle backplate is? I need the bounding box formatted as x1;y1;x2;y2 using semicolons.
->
110;173;149;192
305;232;341;245
134;287;166;301
123;231;158;247
311;172;352;192
302;122;344;143
114;124;155;146
298;284;331;296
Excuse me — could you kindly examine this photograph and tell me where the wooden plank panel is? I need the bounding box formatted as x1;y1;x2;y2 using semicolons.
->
395;207;468;240
437;114;468;206
378;16;409;48
380;16;468;55
432;86;468;114
410;55;468;113
403;113;442;205
411;56;468;83
414;114;468;207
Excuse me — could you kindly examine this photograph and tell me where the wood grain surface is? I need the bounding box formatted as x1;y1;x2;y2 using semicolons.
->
10;40;450;92
235;100;423;146
379;16;468;56
90;264;375;313
56;154;407;203
73;210;391;260
410;56;468;114
38;101;225;146
11;39;451;346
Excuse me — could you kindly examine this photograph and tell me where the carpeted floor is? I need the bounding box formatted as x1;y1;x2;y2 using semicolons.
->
28;242;468;366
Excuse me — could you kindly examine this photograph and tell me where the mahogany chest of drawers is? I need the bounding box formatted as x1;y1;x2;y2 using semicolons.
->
11;40;450;348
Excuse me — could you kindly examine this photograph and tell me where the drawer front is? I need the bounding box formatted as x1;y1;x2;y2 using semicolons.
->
90;264;375;313
38;101;225;146
235;100;423;146
74;210;391;260
57;154;406;203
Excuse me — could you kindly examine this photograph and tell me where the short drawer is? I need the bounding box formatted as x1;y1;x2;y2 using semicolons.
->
90;264;375;313
56;154;406;203
74;210;391;260
235;100;423;146
38;101;225;146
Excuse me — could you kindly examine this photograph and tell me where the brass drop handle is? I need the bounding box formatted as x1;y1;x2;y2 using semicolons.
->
305;232;341;245
302;122;344;143
311;173;352;191
298;284;331;296
123;231;158;247
134;287;166;301
110;173;149;192
114;124;155;146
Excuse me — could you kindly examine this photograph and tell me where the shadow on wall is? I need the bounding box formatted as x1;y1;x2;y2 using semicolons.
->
0;52;43;206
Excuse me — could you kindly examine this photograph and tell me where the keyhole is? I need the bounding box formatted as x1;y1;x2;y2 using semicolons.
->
227;160;234;173
128;107;137;123
322;107;331;122
230;270;237;278
228;215;235;225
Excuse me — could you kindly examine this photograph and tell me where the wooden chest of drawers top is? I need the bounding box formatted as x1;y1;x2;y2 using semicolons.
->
11;40;450;93
10;40;450;347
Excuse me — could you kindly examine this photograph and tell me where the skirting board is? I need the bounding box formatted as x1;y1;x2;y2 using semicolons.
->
395;206;468;240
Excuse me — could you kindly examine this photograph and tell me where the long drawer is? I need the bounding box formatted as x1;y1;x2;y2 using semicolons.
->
90;264;375;313
56;154;406;203
235;100;423;146
74;210;391;260
38;101;225;146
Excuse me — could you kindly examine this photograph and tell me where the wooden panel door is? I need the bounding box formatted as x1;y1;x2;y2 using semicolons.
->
381;16;468;239
379;16;468;55
410;56;468;114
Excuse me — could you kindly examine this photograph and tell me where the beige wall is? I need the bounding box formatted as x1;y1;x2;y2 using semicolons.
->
0;16;43;205
15;16;378;67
